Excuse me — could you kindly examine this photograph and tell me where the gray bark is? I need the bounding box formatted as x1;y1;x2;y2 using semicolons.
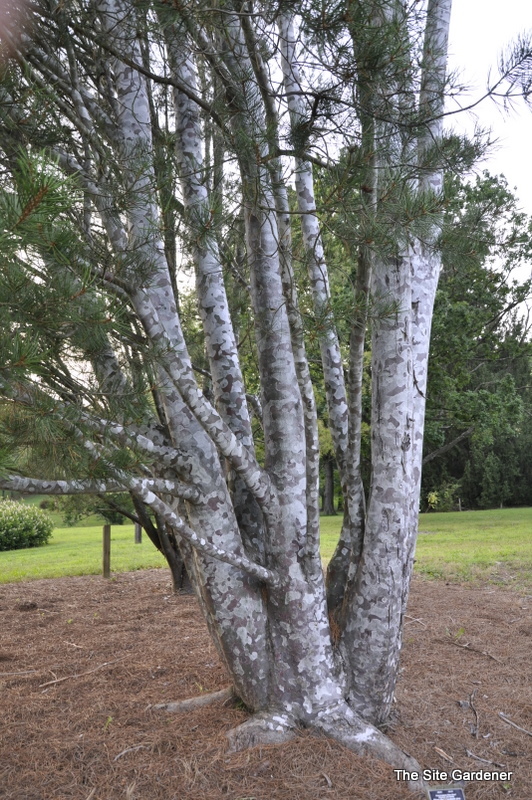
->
325;27;377;618
339;0;453;724
164;26;264;561
279;12;349;481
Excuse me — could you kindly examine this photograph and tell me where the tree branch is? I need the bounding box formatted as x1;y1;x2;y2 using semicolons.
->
0;475;205;503
422;426;474;465
63;17;229;135
132;289;275;509
132;485;279;586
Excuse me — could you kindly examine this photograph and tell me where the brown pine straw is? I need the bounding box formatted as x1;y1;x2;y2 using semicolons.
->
0;569;530;800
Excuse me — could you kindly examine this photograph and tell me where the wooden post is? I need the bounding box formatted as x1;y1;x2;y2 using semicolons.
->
134;522;142;544
103;524;111;578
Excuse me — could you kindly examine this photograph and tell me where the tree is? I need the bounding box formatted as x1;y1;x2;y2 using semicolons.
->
0;0;508;786
317;419;337;515
421;172;532;508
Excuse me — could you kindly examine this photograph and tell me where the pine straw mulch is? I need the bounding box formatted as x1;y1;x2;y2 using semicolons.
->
0;570;530;800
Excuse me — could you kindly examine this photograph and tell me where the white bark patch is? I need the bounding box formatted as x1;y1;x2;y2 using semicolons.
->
354;727;377;743
236;627;253;647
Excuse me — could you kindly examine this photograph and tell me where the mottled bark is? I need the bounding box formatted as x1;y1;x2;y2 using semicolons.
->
131;494;190;593
341;250;414;724
210;11;347;719
338;0;452;725
326;72;376;618
407;0;453;593
92;0;275;711
164;27;264;560
279;13;349;482
0;475;203;502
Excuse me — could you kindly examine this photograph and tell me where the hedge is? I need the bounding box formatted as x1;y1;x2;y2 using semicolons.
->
0;500;54;551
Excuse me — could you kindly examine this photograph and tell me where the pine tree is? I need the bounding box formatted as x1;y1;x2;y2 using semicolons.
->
2;0;523;786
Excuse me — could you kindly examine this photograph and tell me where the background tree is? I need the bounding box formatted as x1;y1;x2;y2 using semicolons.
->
317;420;337;515
422;172;532;509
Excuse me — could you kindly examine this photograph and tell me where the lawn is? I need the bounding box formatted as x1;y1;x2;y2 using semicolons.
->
321;506;532;590
415;506;532;588
1;504;531;589
0;518;167;582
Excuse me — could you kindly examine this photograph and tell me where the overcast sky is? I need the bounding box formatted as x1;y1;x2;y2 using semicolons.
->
448;0;532;215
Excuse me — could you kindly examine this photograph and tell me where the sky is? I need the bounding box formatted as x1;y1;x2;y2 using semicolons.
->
448;0;532;216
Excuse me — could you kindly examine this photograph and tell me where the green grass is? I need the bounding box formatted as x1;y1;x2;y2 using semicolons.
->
0;497;167;582
320;515;347;562
415;507;532;589
321;506;532;590
1;502;531;589
0;522;167;583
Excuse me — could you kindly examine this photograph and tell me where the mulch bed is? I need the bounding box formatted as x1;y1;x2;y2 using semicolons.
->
0;570;530;800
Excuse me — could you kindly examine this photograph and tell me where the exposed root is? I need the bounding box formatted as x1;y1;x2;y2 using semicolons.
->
226;711;297;751
153;686;234;713
314;702;428;795
225;702;426;794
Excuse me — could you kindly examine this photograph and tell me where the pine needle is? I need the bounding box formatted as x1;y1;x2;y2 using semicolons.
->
14;185;49;228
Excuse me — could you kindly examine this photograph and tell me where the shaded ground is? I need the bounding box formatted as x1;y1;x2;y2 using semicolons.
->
0;570;530;800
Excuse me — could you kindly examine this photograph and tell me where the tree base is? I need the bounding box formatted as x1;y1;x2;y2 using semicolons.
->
227;703;427;795
154;690;426;793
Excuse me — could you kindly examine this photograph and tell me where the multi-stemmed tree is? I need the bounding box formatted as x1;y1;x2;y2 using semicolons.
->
0;0;509;786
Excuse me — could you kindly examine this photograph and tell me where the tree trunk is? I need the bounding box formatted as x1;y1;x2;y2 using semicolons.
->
322;455;336;516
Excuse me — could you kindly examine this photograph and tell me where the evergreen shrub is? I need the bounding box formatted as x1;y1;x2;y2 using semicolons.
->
0;500;54;551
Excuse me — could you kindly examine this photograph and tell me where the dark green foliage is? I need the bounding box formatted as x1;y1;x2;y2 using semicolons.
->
0;151;161;481
58;493;135;526
421;172;532;510
0;499;53;550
